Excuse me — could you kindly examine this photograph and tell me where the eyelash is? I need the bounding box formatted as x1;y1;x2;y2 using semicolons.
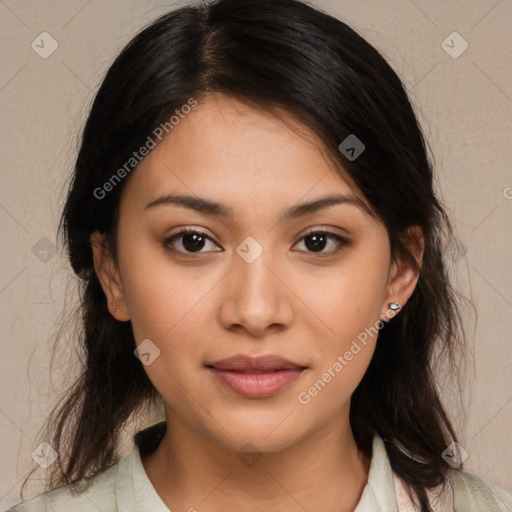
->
164;227;351;258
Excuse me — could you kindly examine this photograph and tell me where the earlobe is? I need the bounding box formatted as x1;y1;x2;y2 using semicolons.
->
90;231;130;321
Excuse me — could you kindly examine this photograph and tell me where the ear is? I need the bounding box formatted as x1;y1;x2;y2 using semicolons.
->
90;231;130;321
381;225;424;320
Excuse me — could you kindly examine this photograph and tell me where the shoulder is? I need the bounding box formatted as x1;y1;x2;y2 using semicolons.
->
4;422;167;512
449;469;512;511
3;460;120;512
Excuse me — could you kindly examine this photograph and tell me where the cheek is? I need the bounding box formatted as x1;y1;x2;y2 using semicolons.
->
305;250;389;347
296;346;374;421
123;264;214;356
295;249;388;409
118;231;207;336
119;253;215;408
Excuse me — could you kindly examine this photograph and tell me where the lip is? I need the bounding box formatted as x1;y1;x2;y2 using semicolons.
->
206;354;307;398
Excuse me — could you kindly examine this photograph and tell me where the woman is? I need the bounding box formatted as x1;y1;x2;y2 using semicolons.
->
7;0;511;510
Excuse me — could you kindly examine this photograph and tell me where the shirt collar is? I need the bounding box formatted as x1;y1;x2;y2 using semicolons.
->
354;434;401;512
115;435;170;511
116;425;402;511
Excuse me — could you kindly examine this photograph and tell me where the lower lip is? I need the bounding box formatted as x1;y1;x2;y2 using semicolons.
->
208;368;305;398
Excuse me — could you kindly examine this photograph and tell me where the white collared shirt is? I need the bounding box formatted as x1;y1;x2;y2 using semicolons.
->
5;427;511;511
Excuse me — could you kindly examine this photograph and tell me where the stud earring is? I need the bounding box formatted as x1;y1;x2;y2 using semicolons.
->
114;308;119;313
380;302;402;322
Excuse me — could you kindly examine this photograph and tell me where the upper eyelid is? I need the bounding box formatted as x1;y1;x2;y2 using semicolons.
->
166;226;346;240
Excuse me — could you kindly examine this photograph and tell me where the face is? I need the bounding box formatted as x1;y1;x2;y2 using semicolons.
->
92;93;422;453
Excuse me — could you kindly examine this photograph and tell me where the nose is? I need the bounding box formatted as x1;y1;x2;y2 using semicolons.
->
218;246;294;338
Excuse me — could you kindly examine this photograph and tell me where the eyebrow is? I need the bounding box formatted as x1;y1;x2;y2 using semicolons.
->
145;192;374;220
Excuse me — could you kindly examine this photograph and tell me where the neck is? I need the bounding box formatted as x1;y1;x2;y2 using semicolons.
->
141;407;371;512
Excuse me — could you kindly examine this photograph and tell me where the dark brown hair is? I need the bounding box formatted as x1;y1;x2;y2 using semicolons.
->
20;0;469;510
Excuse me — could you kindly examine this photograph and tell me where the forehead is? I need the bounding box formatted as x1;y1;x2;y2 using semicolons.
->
121;93;368;214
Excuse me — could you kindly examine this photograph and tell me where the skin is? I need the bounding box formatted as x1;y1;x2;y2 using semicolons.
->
91;93;424;512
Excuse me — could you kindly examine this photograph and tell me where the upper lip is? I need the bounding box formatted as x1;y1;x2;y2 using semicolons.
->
207;354;306;372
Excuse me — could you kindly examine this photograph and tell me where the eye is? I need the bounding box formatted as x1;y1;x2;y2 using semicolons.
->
293;229;351;256
164;228;221;254
164;227;351;257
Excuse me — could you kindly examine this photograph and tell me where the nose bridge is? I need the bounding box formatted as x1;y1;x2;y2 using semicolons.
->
221;235;292;334
233;236;279;304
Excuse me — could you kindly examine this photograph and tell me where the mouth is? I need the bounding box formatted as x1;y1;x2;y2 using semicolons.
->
206;354;307;398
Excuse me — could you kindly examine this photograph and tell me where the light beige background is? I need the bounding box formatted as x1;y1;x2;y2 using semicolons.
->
1;0;511;507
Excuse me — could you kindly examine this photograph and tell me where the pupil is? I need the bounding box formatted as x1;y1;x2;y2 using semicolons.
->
305;233;327;252
183;233;205;252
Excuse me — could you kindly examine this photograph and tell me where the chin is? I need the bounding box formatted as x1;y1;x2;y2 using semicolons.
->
202;408;308;453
